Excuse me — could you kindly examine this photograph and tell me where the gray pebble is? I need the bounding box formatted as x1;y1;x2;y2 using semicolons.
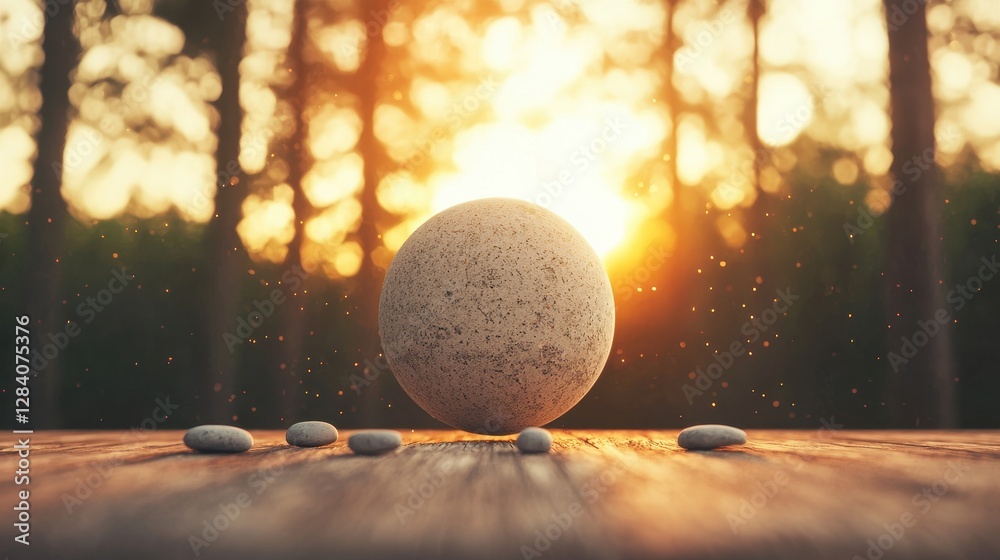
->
516;427;553;454
348;430;402;455
677;424;747;450
183;425;254;453
286;421;339;447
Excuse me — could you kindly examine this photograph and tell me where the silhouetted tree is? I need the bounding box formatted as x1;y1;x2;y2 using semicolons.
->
661;0;701;336
664;0;678;212
203;0;249;422
25;0;79;428
743;0;773;249
882;0;956;427
746;0;763;196
356;0;389;425
274;0;312;422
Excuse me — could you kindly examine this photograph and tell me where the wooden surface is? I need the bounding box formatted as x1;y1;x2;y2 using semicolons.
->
2;430;999;559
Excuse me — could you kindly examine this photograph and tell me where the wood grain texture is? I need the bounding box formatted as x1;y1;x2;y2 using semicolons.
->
2;430;999;559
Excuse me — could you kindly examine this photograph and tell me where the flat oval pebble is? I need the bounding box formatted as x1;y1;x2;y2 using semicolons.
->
677;424;747;450
348;430;402;455
285;421;339;447
183;425;254;453
516;427;553;454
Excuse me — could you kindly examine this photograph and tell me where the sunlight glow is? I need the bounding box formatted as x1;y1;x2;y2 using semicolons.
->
758;72;814;147
237;183;296;262
2;0;1000;278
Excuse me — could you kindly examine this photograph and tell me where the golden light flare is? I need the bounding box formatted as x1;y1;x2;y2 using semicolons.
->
310;106;362;160
832;157;860;185
303;238;364;278
303;153;364;208
304;198;362;246
677;114;715;186
863;144;893;176
237;183;296;263
757;72;814;147
0;126;34;212
316;20;367;73
423;108;644;258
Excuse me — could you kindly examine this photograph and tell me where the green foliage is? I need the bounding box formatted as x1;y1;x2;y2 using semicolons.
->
2;172;999;429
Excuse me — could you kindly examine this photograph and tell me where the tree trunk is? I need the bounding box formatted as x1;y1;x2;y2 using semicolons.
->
273;0;311;423
25;0;79;429
882;0;956;428
743;0;772;250
664;0;678;217
657;0;699;347
747;0;763;197
356;0;388;426
742;0;776;298
203;1;249;423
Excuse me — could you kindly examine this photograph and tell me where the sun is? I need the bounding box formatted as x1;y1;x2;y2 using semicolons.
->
427;116;632;258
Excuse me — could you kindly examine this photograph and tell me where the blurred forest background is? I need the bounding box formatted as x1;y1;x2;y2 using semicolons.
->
1;0;998;430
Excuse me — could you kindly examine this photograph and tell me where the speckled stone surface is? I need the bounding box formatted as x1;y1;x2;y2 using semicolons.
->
378;198;615;435
285;421;339;447
183;425;254;453
677;424;747;450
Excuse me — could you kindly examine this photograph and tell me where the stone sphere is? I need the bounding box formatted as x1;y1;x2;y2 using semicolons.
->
378;198;615;435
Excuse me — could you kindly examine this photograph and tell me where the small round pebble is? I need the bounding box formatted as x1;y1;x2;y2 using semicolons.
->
348;430;402;455
516;427;553;454
183;425;254;453
285;421;339;447
677;424;747;450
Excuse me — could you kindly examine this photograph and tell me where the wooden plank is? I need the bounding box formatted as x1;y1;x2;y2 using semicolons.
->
1;430;998;559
